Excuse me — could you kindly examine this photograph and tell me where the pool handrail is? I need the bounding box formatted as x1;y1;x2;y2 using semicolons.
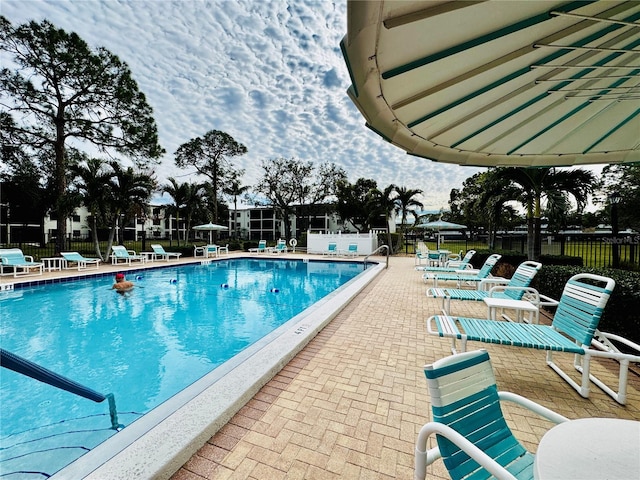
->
0;348;122;430
364;245;389;269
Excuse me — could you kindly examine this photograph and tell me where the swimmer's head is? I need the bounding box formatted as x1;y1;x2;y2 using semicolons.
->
115;273;125;281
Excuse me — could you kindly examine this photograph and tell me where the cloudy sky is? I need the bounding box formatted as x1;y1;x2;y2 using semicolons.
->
3;0;484;209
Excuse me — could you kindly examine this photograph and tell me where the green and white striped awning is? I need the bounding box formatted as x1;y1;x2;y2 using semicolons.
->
341;1;640;167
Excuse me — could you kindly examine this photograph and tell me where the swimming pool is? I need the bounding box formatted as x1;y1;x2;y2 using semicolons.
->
0;258;383;479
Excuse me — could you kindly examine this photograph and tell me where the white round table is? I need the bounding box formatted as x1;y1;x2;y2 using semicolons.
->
534;418;640;479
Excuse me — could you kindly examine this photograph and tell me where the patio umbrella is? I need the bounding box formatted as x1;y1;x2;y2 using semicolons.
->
193;222;228;244
416;220;467;249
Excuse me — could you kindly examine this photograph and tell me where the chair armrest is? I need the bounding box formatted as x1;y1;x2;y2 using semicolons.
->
456;268;479;275
478;277;508;291
498;392;568;424
415;422;518;480
489;286;540;304
591;331;640;356
446;261;471;269
25;255;35;262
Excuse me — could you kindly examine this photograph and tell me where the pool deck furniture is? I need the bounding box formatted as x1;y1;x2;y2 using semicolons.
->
415;249;476;272
534;418;640;479
217;244;229;256
41;257;67;272
60;252;101;271
270;240;288;254
149;244;182;262
341;243;358;257
427;273;640;405
427;260;542;315
415;349;568;480
248;240;269;254
323;242;338;256
0;248;44;277
423;253;502;288
194;244;218;258
110;245;146;266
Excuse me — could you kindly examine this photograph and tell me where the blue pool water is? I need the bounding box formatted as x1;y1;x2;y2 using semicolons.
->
0;258;365;478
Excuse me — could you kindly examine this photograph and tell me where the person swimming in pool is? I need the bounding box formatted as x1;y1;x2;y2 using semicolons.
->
112;273;134;294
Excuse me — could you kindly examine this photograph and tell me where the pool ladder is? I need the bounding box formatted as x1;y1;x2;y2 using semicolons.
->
0;348;122;430
363;244;390;269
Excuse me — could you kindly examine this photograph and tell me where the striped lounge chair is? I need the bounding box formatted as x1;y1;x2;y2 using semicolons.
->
427;260;542;315
427;273;640;405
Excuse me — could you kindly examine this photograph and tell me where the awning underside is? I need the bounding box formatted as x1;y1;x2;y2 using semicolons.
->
341;0;640;167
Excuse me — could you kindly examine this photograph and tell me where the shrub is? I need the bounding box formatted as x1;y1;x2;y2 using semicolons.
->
539;254;583;266
471;249;526;275
533;265;640;345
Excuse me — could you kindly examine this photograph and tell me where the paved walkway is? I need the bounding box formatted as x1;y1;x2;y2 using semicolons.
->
167;255;640;480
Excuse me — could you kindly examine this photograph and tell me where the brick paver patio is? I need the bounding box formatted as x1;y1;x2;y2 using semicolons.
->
169;255;640;480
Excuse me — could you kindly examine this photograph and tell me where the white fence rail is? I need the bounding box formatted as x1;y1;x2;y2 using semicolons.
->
306;231;379;256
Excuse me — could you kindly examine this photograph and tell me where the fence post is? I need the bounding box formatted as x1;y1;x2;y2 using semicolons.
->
560;235;566;256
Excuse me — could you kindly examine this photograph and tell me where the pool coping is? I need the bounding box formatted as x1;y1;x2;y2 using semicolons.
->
48;257;385;479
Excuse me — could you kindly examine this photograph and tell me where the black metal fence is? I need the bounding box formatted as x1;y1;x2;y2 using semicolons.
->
1;234;187;261
410;233;640;270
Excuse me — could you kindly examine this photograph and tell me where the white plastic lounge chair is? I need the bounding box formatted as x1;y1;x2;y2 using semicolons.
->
416;249;476;273
415;349;568;480
323;242;338;256
427;260;542;315
60;252;101;270
217;244;229;255
271;240;288;254
342;243;358;257
150;244;182;262
427;273;640;405
249;240;269;254
110;245;145;265
423;253;502;288
0;248;44;277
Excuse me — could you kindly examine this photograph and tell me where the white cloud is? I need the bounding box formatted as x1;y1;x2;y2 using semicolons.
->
3;0;483;209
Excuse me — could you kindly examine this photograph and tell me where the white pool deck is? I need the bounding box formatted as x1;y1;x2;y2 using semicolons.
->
3;252;639;480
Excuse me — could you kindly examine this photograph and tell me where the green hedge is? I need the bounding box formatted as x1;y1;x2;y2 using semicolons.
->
532;265;640;345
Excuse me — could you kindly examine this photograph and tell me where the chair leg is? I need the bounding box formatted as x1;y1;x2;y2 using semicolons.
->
546;350;591;399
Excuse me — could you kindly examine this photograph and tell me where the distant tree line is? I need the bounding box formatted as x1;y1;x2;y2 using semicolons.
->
2;16;638;262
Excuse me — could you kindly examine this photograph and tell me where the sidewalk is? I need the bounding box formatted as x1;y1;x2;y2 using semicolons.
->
170;255;640;480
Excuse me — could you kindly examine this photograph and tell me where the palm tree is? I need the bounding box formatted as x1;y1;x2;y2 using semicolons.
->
161;177;189;246
224;173;249;239
393;184;423;227
70;157;112;259
105;162;156;258
182;182;205;242
367;184;398;252
492;167;596;260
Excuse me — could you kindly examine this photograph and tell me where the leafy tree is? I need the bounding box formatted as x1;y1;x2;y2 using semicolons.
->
254;158;344;240
174;130;247;225
1;17;164;253
492;167;596;260
335;178;378;232
598;164;640;233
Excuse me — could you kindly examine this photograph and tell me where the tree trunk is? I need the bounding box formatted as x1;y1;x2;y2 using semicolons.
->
90;215;103;260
